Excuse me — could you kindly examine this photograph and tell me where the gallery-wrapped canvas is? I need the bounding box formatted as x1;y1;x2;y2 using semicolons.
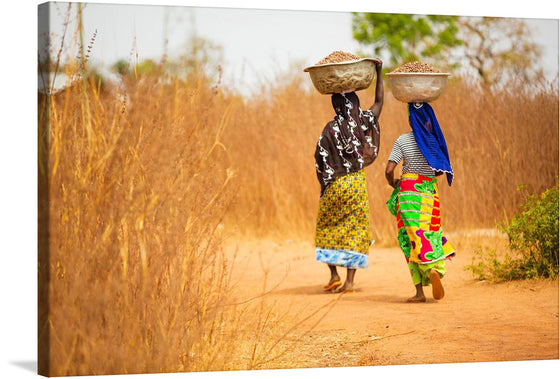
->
37;1;558;377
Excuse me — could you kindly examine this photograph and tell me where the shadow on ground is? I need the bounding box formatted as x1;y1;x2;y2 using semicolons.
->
11;360;37;373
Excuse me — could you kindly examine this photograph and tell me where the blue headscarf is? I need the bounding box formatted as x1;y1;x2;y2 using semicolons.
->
408;103;453;186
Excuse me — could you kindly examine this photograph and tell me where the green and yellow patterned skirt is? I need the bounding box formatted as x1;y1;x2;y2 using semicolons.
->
386;173;455;286
315;170;371;269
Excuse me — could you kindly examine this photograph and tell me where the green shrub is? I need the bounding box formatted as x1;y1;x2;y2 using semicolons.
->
504;184;559;278
467;184;559;281
467;247;530;281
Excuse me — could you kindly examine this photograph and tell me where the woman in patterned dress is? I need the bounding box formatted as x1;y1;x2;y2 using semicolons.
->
314;59;383;293
385;102;455;302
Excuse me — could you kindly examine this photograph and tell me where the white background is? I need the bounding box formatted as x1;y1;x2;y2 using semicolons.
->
1;1;559;378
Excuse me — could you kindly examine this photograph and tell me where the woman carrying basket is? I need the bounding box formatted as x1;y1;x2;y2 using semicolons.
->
314;59;384;294
385;102;455;302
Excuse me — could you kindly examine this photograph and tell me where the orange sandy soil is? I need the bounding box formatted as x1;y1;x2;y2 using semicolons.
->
226;238;559;369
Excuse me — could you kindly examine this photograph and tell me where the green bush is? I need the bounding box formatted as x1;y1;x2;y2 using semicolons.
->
467;247;530;281
467;184;559;281
504;184;559;277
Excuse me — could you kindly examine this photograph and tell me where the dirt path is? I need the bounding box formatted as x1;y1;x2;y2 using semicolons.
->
226;238;559;369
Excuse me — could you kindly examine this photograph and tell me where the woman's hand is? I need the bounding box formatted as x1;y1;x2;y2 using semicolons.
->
385;160;398;187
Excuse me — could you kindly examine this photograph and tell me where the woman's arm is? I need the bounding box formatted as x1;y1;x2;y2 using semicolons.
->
369;59;384;118
385;160;399;188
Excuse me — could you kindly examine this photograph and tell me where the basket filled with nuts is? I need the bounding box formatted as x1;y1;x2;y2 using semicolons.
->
303;51;381;95
386;61;450;103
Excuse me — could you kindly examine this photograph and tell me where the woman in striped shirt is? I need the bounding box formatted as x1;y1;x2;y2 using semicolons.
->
385;102;455;302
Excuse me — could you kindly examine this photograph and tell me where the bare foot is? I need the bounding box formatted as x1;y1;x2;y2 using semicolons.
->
429;270;445;300
406;295;426;303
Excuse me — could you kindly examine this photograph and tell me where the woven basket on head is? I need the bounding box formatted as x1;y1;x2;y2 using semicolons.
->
386;72;451;103
303;58;379;95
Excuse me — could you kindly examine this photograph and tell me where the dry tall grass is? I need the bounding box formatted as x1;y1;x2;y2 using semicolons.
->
38;55;558;375
39;71;234;375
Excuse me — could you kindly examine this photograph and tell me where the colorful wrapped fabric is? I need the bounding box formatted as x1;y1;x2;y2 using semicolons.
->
315;170;371;269
395;173;455;265
386;182;400;217
315;92;380;197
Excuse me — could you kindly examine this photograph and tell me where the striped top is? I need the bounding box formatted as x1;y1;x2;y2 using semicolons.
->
388;132;435;177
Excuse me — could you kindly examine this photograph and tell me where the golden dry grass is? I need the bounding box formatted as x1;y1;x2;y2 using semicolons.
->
39;71;243;375
38;59;558;376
